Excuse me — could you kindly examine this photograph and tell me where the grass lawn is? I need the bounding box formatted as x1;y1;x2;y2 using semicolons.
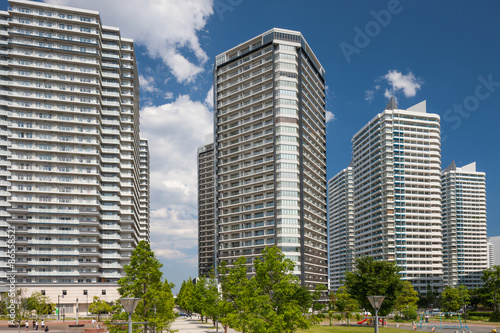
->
297;325;410;333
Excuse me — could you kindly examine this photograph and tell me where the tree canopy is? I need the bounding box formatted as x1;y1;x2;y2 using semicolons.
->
345;256;404;316
109;240;175;333
179;246;324;333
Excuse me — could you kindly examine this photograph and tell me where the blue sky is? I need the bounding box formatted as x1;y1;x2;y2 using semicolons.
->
4;0;499;291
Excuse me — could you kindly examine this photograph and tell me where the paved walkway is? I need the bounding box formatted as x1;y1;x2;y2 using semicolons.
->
170;317;238;333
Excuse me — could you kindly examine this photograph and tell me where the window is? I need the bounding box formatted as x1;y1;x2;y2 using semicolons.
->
41;290;45;296
62;290;67;296
101;290;106;295
83;290;87;295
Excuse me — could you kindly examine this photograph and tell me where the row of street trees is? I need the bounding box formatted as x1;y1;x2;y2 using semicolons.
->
177;246;325;333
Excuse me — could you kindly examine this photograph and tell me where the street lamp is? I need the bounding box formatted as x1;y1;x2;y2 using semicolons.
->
367;296;385;333
120;298;140;333
57;295;64;320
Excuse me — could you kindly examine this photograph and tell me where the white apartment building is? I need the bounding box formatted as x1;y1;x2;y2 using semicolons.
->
214;28;328;290
351;99;443;294
328;165;354;291
442;162;487;288
0;0;149;314
487;236;500;266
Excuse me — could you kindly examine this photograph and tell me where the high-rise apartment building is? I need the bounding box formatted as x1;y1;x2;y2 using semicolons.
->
487;240;493;268
198;143;215;276
351;99;443;294
213;28;327;290
0;0;149;313
328;165;354;291
442;161;487;288
487;236;499;266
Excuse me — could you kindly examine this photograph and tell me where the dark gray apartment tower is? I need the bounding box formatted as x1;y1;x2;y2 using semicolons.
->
213;28;327;291
198;143;215;276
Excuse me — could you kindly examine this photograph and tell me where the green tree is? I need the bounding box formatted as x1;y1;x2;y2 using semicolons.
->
198;273;220;326
176;278;196;316
334;286;359;325
110;240;175;333
217;246;323;333
482;265;500;321
395;281;419;316
88;296;113;321
440;285;470;314
25;291;55;316
345;256;404;316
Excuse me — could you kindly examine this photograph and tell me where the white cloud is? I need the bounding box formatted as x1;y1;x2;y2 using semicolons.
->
139;95;213;267
325;111;336;123
164;92;174;100
44;0;213;83
382;70;422;98
204;86;214;109
139;74;160;94
365;89;375;103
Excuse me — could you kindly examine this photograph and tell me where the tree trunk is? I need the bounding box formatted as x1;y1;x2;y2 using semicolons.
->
224;324;228;333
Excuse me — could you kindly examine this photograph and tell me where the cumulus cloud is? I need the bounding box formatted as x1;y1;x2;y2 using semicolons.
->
164;92;174;100
139;74;160;94
325;111;336;123
382;70;422;98
44;0;213;83
204;86;214;109
140;95;213;266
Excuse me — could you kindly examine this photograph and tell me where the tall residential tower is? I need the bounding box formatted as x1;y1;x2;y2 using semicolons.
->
198;143;215;276
0;0;149;313
351;99;443;293
328;165;354;291
214;28;328;290
442;161;487;288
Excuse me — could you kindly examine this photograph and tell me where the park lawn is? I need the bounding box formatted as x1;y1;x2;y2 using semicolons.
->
297;325;410;333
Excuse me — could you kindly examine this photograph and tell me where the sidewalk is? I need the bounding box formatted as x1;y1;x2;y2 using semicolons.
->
0;320;102;333
171;317;239;333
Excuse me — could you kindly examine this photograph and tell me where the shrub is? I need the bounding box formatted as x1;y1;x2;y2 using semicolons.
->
402;307;418;320
490;311;500;322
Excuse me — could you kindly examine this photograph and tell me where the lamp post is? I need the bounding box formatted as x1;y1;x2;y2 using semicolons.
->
367;296;385;333
120;298;140;333
57;295;64;320
76;298;79;325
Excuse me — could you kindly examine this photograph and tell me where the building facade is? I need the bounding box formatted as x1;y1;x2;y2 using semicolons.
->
351;99;443;294
198;143;215;276
487;236;500;267
442;162;487;288
328;165;354;291
0;0;149;313
213;28;328;290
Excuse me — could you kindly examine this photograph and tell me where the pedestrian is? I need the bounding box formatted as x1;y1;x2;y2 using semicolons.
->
35;321;38;331
41;320;44;329
44;326;49;332
412;320;416;331
32;320;35;330
25;321;29;331
91;318;96;329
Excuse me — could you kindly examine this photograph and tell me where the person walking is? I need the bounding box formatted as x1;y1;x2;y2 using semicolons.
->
25;321;29;331
32;320;35;330
35;321;39;331
41;320;44;329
